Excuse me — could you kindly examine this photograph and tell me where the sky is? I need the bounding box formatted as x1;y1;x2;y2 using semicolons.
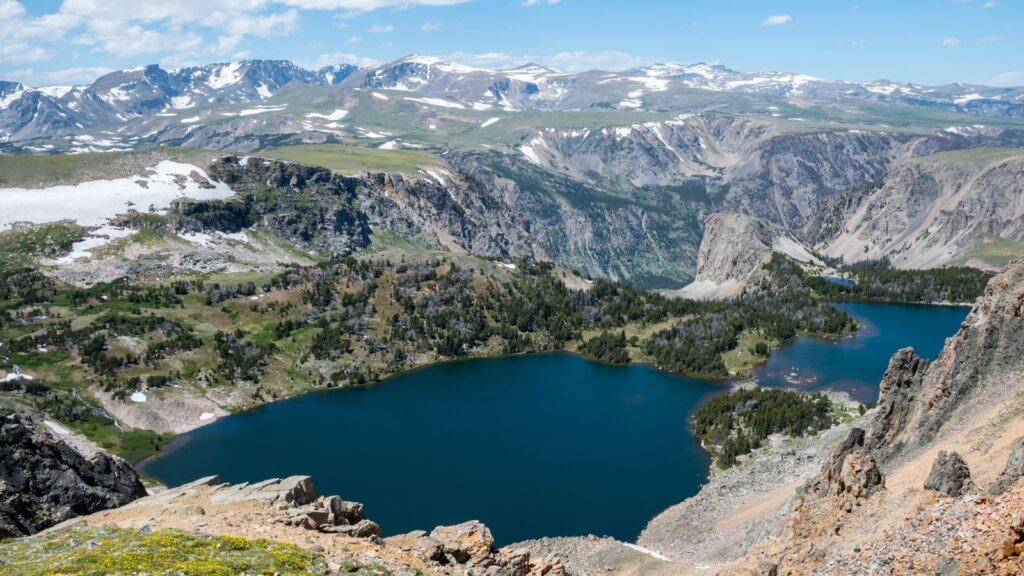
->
2;0;1021;88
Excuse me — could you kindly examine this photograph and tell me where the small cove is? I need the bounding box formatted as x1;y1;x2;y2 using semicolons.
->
139;302;969;545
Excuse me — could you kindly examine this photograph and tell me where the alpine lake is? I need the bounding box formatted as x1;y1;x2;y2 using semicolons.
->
140;302;968;544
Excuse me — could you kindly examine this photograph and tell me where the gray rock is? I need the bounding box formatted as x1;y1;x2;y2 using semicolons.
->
988;436;1024;495
924;451;975;497
0;413;146;538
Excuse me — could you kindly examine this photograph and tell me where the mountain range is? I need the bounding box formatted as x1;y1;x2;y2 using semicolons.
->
3;55;1024;145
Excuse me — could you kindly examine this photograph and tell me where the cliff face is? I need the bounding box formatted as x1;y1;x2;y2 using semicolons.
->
669;212;820;299
822;151;1024;269
0;414;146;538
725;259;1024;575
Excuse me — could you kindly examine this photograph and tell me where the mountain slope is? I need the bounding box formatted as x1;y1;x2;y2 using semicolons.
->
822;148;1024;269
725;258;1024;575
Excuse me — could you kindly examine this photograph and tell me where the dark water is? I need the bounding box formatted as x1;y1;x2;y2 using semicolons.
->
756;302;968;403
140;354;722;544
139;302;968;544
821;275;855;287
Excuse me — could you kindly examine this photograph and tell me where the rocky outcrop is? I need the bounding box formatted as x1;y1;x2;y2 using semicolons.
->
822;151;1024;269
990;437;1024;496
924;451;976;497
670;212;821;299
866;259;1024;464
864;348;930;456
70;474;569;576
722;259;1024;574
0;413;146;538
809;428;884;509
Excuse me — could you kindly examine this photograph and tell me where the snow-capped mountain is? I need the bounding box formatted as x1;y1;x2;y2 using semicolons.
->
1;60;357;142
3;55;1024;145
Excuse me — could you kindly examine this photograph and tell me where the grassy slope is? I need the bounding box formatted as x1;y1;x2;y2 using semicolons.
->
0;148;217;188
261;144;444;176
0;526;332;576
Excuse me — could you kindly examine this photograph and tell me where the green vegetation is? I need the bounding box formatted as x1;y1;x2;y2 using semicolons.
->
262;144;444;176
909;147;1024;166
0;223;84;273
952;235;1024;270
0;526;332;575
694;388;838;469
778;255;993;303
0;148;213;188
578;331;630;364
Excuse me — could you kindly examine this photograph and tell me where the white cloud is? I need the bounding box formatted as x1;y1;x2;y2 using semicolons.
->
991;71;1022;86
346;35;363;43
0;0;470;67
978;34;1003;43
983;0;997;7
444;50;655;73
368;24;394;33
943;37;961;47
277;0;469;9
760;14;792;26
420;21;443;31
521;0;561;5
313;51;380;69
23;66;116;86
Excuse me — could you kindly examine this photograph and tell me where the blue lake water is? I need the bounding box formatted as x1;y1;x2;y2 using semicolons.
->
756;302;968;403
139;302;968;544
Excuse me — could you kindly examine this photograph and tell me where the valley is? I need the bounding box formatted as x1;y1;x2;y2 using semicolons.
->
1;44;1023;576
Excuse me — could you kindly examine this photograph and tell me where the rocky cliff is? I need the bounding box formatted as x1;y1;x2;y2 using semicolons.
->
723;258;1024;575
0;413;146;538
821;149;1024;269
669;212;821;299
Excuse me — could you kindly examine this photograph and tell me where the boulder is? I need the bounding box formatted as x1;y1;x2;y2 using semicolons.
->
430;520;497;566
924;451;975;497
811;428;883;499
321;519;382;538
837;452;884;499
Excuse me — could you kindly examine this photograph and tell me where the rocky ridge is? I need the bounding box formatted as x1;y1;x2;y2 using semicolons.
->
64;474;567;576
722;258;1024;574
0;413;146;539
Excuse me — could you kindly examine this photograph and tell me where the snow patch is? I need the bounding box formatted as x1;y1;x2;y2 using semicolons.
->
480;117;500;128
305;109;349;121
130;391;147;403
519;145;541;165
622;543;670;562
56;226;134;263
404;97;465;110
0;162;235;232
207;61;244;89
44;420;70;435
239;105;287;116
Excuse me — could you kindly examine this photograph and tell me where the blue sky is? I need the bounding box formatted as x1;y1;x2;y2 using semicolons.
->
2;0;1020;87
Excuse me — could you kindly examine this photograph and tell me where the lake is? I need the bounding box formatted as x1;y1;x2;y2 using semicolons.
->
139;302;968;545
756;302;969;403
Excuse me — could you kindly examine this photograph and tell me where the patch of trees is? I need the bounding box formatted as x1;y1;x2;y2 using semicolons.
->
213;330;275;383
770;254;992;304
694;388;837;469
578;331;630;364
